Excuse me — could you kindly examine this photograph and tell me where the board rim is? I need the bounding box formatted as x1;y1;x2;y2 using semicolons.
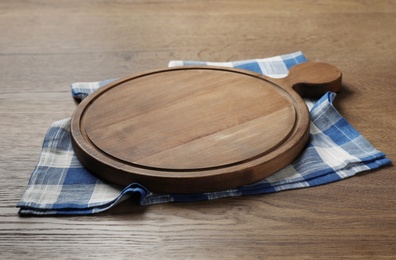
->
70;66;310;193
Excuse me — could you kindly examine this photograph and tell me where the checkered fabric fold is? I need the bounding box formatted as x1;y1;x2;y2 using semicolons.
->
17;51;391;215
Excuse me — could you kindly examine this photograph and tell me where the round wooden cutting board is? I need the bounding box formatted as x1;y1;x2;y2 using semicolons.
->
71;62;342;193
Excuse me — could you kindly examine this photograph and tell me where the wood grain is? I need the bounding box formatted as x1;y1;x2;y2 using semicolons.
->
1;0;395;259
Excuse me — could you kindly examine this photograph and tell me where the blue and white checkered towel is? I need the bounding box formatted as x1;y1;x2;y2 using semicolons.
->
17;51;391;215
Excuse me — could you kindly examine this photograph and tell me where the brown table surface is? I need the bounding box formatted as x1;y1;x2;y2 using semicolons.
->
1;1;395;259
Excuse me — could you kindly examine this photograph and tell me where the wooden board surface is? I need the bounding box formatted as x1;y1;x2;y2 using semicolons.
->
80;67;297;170
1;0;395;259
71;63;340;193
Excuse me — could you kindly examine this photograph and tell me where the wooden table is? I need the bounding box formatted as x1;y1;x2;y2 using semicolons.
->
1;1;395;258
